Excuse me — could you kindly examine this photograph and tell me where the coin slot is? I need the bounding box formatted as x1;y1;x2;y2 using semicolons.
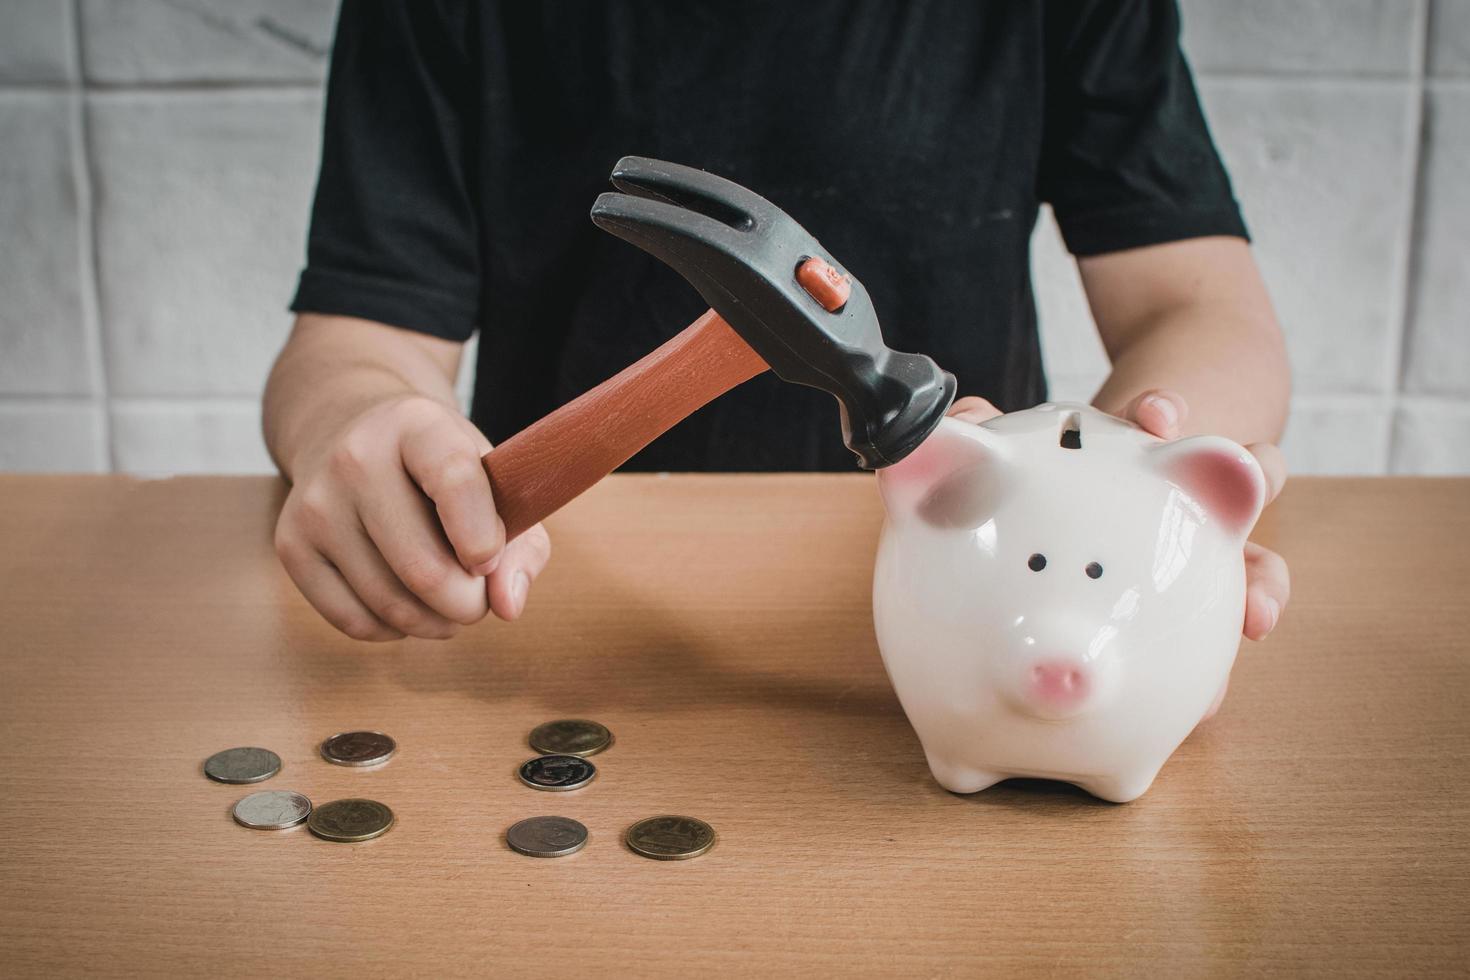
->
1059;412;1082;449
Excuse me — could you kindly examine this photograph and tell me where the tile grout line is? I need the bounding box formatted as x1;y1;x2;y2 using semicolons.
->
1386;0;1435;474
66;0;115;472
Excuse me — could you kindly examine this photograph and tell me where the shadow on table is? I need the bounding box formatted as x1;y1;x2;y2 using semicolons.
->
375;531;903;721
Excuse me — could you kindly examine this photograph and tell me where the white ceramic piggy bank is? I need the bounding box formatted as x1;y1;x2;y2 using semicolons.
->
873;402;1267;802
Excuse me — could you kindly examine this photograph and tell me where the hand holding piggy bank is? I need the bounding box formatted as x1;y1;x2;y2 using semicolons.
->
872;402;1267;802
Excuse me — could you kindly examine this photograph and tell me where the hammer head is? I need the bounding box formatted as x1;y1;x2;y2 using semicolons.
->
590;156;955;469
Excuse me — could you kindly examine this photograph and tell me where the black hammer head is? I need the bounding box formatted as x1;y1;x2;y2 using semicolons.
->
590;156;955;469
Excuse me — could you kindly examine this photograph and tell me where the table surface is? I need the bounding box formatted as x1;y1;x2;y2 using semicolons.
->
0;473;1467;977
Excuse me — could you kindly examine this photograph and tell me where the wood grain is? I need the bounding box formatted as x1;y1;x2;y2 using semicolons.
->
482;310;767;540
0;474;1466;978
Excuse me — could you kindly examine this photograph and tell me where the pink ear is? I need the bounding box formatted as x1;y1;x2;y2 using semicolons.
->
878;417;1007;529
1150;436;1267;539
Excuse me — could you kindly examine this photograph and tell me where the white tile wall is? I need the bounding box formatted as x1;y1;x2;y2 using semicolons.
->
1403;85;1470;397
1392;397;1470;473
0;92;92;395
0;0;1466;476
0;0;76;83
88;89;323;398
79;0;335;85
1430;0;1470;76
1199;78;1419;396
1179;0;1424;76
1280;396;1396;475
0;402;106;472
110;398;271;474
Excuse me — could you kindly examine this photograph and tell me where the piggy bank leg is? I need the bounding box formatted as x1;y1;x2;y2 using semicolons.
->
1080;766;1164;804
924;751;1004;795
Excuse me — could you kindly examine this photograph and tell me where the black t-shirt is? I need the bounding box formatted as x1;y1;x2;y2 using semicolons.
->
292;0;1246;472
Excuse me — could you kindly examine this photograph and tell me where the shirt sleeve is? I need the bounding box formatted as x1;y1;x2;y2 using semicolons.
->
290;0;481;341
1038;0;1248;257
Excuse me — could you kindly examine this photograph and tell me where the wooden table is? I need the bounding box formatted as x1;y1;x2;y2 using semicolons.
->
0;474;1466;977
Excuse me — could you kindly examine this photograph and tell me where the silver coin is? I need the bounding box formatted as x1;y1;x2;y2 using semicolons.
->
529;719;612;758
203;746;281;784
320;730;396;767
506;816;588;858
518;755;596;792
626;815;716;860
308;798;395;842
232;790;313;830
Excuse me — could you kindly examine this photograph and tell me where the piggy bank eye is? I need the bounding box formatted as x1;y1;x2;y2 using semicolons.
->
1027;553;1047;572
1085;562;1104;579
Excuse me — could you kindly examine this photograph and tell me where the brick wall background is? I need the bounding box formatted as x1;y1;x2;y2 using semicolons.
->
1;0;1466;475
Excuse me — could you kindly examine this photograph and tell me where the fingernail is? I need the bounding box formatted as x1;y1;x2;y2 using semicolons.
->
511;571;529;615
1262;596;1280;634
1146;395;1178;433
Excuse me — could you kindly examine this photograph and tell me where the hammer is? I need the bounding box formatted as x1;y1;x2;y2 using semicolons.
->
481;157;956;540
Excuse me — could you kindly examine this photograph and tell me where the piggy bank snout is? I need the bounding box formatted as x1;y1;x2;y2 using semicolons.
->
1028;659;1091;708
1015;657;1096;719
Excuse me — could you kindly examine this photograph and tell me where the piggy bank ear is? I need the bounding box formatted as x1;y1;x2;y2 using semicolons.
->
1148;436;1267;542
878;417;1008;529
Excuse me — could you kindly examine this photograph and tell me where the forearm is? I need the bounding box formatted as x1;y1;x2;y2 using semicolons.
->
1090;307;1289;444
1080;238;1289;445
263;313;464;480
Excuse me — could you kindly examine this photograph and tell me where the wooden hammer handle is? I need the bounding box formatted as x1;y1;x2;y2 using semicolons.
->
481;309;769;541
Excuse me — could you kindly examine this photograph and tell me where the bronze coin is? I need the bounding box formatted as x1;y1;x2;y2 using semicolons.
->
308;798;395;842
626;815;715;860
528;719;612;758
320;730;396;767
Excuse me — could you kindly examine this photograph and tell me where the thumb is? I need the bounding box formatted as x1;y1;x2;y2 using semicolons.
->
487;523;552;621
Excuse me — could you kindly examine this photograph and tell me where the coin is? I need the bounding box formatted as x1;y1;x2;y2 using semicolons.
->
506;816;588;858
320;730;396;767
203;746;281;784
626;815;716;860
308;798;395;842
529;719;612;758
518;755;596;792
232;790;312;830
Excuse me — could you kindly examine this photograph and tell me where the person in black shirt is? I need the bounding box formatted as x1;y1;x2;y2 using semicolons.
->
265;0;1291;645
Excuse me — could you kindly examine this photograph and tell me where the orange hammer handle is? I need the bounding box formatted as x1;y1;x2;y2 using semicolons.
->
481;309;769;541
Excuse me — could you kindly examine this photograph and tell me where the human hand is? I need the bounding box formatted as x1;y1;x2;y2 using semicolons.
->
947;391;1289;641
273;395;551;641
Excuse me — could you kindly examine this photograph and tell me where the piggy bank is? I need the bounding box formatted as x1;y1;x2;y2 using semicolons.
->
872;402;1267;802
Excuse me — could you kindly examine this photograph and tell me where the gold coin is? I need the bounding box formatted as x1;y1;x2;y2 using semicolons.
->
528;719;612;758
308;798;394;842
625;815;715;860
